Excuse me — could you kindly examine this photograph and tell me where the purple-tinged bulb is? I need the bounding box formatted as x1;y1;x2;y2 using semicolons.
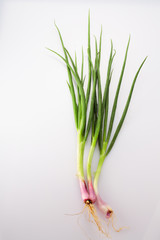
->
96;194;113;218
79;179;90;203
88;181;97;203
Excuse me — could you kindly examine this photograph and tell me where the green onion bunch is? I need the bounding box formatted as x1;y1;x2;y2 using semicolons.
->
47;10;147;223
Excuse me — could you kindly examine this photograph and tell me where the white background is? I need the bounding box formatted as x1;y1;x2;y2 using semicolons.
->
0;1;160;240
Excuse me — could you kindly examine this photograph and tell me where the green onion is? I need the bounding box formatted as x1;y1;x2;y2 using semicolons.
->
47;10;147;234
47;12;99;203
94;42;147;217
86;34;102;203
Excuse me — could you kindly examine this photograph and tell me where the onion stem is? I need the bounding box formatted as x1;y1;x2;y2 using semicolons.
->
77;131;85;180
87;138;96;182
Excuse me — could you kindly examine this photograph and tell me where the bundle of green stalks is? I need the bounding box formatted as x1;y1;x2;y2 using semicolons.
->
47;11;147;236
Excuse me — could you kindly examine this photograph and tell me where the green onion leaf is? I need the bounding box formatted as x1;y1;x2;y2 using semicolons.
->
106;36;130;144
98;41;114;150
51;22;79;129
47;47;78;129
94;38;102;140
106;56;147;155
86;10;92;107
